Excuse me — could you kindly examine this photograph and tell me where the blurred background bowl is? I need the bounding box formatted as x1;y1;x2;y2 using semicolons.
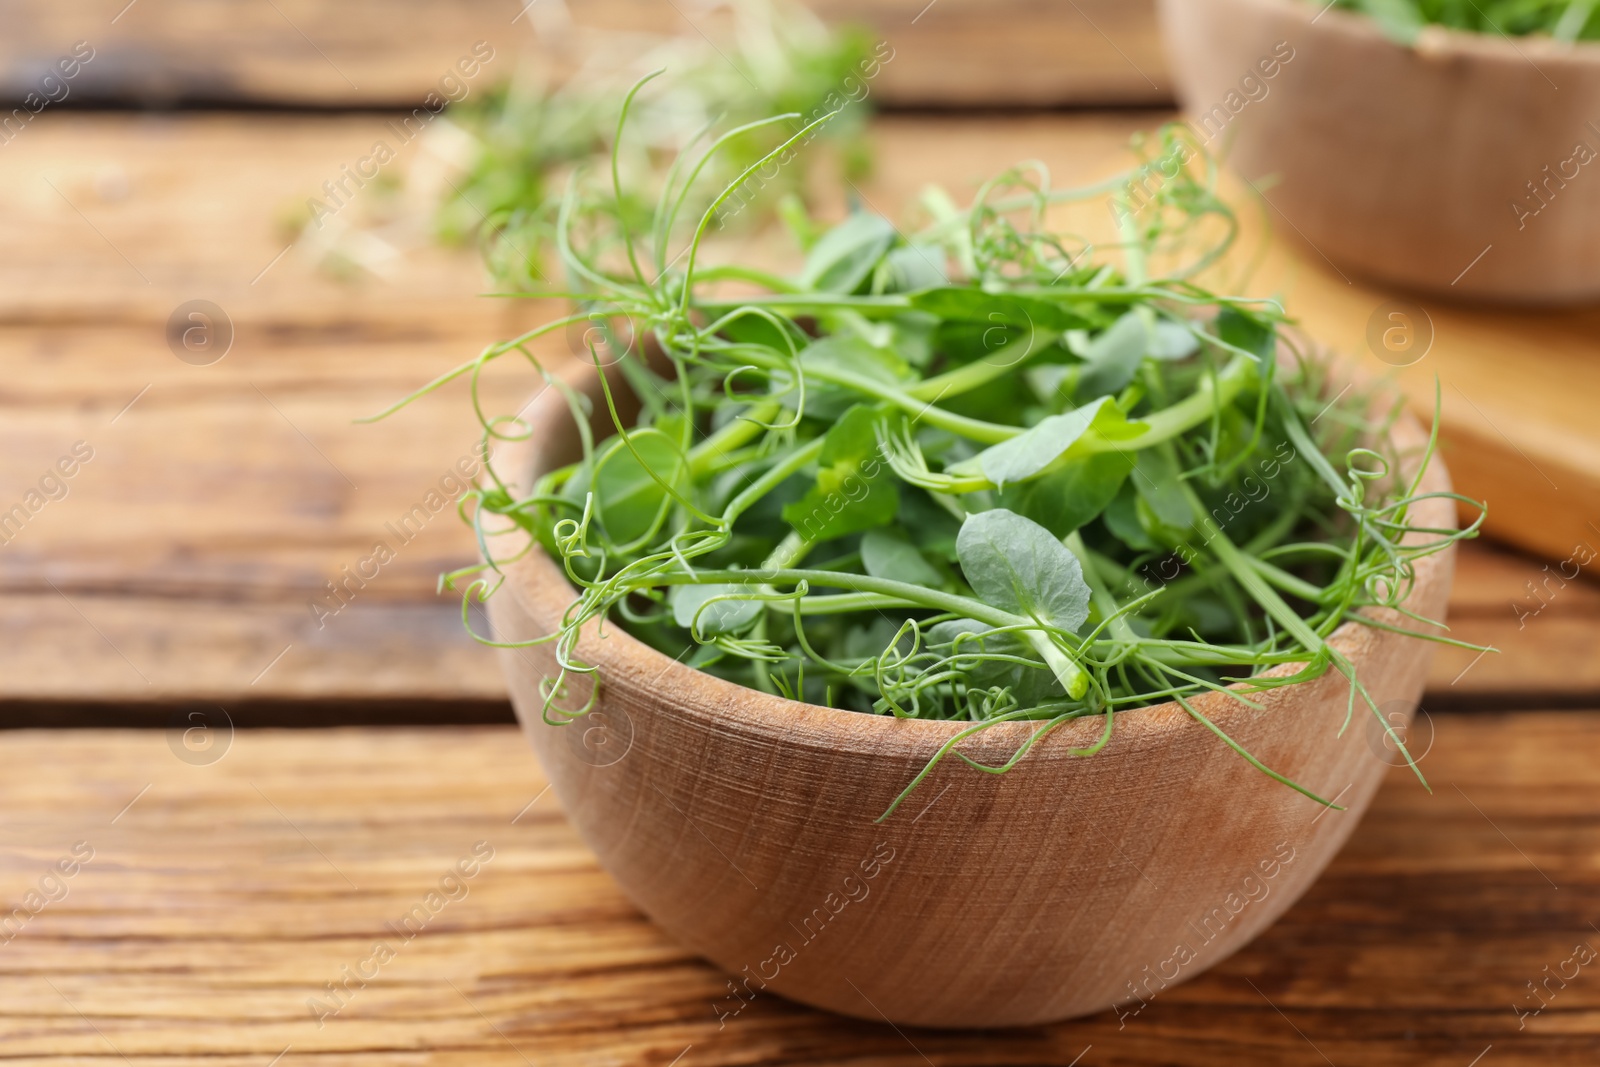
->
1158;0;1600;303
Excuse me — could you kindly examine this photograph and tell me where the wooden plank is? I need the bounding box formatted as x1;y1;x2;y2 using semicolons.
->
3;112;1597;704
0;317;536;701
0;113;556;328
0;0;1169;110
1436;542;1600;701
7;543;1594;704
0;714;1594;1063
0;593;506;701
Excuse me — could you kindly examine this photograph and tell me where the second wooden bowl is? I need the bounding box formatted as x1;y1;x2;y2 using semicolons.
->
487;369;1455;1027
1158;0;1600;303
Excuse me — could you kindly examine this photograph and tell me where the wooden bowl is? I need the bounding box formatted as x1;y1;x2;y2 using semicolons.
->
486;368;1456;1028
1157;0;1600;303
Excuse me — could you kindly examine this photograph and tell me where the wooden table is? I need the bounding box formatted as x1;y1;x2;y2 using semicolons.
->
5;716;1598;1065
3;2;1600;1062
3;110;1596;707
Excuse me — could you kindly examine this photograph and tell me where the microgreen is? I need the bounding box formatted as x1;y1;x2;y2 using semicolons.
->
434;4;877;286
1324;0;1600;42
386;80;1488;818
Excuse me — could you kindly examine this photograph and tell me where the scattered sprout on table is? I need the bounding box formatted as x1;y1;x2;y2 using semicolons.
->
287;0;877;282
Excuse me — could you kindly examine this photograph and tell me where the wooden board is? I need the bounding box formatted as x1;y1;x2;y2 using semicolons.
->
1248;243;1600;569
0;715;1594;1064
0;0;1170;110
2;111;1596;705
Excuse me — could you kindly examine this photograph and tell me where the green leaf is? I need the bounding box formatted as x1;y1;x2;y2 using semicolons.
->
956;509;1091;633
956;508;1091;699
1000;452;1131;538
1077;310;1150;397
880;244;948;292
956;396;1144;488
884;312;938;368
908;287;1088;331
799;335;911;384
844;616;906;662
671;584;762;636
1103;482;1156;551
928;618;1014;686
968;397;1111;488
800;213;896;294
1215;307;1276;360
1025;363;1073;405
782;405;899;540
784;335;913;420
1132;447;1195;534
861;528;944;586
898;488;962;561
591;429;687;544
721;311;799;353
1151;320;1200;360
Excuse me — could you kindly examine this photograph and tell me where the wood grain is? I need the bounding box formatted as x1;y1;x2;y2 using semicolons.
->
2;112;1597;704
0;113;556;328
0;0;1170;109
0;715;1593;1063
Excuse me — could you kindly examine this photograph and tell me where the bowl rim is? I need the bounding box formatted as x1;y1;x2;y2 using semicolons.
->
1221;0;1600;63
492;360;1456;755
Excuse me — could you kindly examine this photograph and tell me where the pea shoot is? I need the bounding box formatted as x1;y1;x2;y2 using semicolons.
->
435;7;877;286
387;89;1487;814
1324;0;1600;42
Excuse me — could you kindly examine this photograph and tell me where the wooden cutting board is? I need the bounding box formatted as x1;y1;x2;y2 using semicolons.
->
1250;228;1600;566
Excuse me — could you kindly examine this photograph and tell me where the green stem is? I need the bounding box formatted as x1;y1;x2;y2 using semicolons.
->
1025;631;1089;700
794;592;916;614
762;531;813;570
691;264;802;292
1178;482;1322;651
722;438;825;524
635;567;1031;631
1246;556;1324;604
688;401;783;475
1069;531;1139;645
1089;355;1255;454
910;331;1053;402
695;293;912;312
633;564;1087;698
